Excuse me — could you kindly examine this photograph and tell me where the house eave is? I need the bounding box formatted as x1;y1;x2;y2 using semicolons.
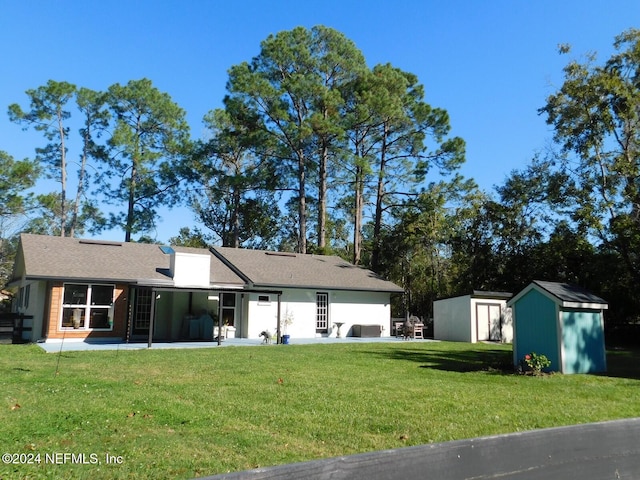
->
22;274;138;285
562;301;608;310
20;274;249;292
134;279;249;291
249;281;404;294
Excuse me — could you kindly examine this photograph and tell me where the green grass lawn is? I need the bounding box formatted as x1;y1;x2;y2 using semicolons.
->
1;341;639;479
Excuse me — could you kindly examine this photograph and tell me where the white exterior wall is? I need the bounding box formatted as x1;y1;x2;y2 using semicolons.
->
170;252;210;288
244;292;280;339
243;288;393;339
501;304;513;343
281;289;319;338
330;290;392;338
433;295;472;342
14;280;47;342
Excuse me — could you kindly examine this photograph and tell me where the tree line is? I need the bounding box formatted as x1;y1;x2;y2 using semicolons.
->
2;26;640;337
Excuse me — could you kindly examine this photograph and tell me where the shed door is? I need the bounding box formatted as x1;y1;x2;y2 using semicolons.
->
476;303;501;341
488;304;502;341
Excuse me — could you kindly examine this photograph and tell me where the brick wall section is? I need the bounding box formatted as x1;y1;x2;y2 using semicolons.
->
46;283;129;340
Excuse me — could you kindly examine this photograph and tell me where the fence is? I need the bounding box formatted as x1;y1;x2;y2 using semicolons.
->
0;313;33;343
202;418;640;480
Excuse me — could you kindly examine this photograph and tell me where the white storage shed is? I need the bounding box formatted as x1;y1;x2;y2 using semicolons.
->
433;291;513;343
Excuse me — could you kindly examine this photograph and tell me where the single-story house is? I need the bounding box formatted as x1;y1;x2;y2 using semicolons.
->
433;291;513;343
509;280;608;374
8;234;404;344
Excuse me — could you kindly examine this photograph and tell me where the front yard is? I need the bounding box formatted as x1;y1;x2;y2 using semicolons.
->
1;341;639;479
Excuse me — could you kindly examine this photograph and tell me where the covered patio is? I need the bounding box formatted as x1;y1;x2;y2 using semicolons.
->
128;286;284;347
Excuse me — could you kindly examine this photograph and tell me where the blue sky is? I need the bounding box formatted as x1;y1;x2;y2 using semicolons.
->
1;0;638;243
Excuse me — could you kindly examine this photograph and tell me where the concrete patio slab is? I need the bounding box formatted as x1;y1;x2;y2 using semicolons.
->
36;336;436;353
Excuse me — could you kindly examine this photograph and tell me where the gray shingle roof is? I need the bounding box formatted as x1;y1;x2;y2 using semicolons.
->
13;234;244;286
212;246;404;293
471;290;513;299
13;234;403;294
533;280;608;306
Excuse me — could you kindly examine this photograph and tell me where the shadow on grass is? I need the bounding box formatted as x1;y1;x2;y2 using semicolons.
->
370;344;640;380
604;347;640;380
368;346;514;375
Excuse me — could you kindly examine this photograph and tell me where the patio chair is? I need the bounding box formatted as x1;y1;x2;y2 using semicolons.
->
413;322;424;339
394;321;405;338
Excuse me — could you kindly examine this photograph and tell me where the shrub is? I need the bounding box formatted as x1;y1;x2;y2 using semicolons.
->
520;352;551;375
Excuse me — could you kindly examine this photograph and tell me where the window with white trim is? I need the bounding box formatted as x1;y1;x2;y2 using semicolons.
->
221;293;236;327
61;283;114;330
316;292;328;333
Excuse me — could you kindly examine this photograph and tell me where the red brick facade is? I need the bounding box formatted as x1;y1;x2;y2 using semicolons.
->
44;282;129;340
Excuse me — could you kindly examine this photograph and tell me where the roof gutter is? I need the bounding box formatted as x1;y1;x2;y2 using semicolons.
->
248;281;404;294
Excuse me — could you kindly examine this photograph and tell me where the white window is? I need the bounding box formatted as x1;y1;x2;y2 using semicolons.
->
221;293;236;327
18;284;30;309
316;292;328;333
61;283;114;330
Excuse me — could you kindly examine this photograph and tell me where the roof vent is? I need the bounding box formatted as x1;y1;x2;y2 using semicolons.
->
79;239;122;247
265;251;297;258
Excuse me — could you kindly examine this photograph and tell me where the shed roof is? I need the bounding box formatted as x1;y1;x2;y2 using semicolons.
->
534;280;607;305
508;280;608;309
434;290;512;302
211;246;404;293
471;290;513;299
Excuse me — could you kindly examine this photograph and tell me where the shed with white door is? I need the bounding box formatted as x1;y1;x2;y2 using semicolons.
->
433;291;513;343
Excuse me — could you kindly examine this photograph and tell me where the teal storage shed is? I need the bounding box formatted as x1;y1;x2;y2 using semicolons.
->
508;281;608;374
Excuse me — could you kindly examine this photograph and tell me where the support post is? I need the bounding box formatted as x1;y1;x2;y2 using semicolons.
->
276;293;282;344
217;292;223;346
